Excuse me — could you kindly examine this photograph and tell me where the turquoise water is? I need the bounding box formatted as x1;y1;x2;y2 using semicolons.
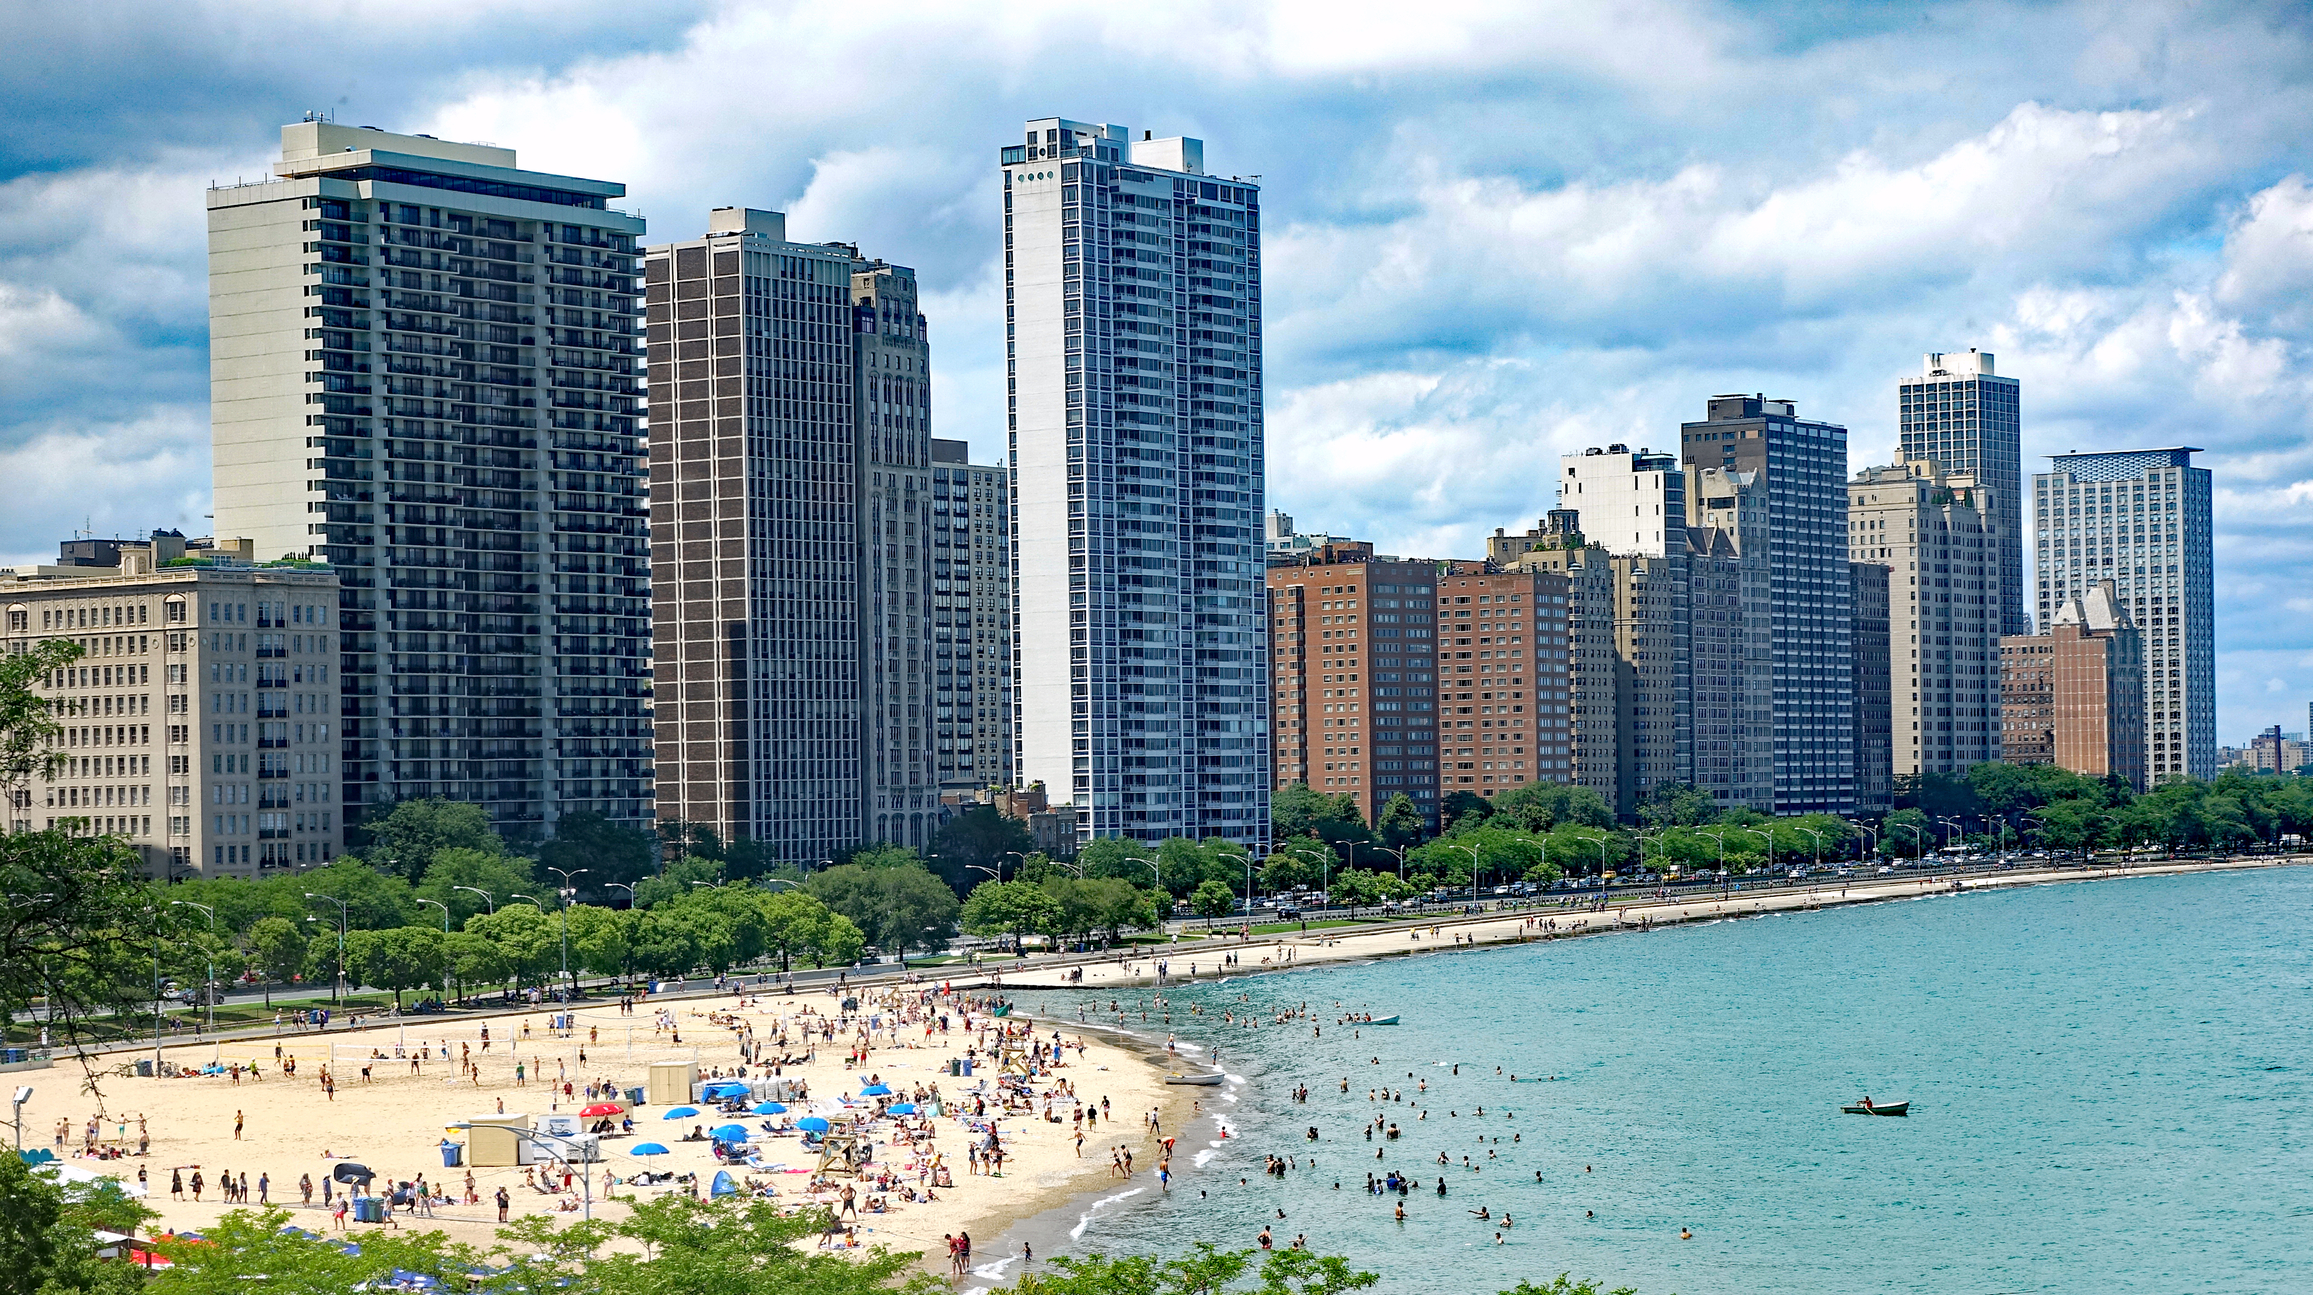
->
1018;868;2313;1294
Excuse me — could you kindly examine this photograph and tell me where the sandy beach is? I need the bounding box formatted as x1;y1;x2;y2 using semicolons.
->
21;979;1188;1275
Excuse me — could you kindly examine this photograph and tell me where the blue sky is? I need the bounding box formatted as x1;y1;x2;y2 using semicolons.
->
4;0;2311;743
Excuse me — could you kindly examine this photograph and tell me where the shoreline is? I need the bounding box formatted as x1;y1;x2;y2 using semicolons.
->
945;854;2313;1285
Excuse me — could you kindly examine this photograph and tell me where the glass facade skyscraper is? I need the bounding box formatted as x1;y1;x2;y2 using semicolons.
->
1000;117;1268;847
1681;395;1853;814
2032;448;2212;784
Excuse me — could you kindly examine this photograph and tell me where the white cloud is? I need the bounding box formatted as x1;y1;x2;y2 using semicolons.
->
0;409;212;567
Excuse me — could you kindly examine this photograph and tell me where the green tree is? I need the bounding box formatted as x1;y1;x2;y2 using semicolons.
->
463;904;558;991
414;847;536;929
299;854;415;931
1439;790;1494;835
806;861;959;965
567;903;640;982
758;890;837;973
145;1206;488;1295
633;855;724;909
1188;878;1237;918
1;637;80;791
1499;1278;1640;1295
932;805;1036;894
1634;781;1720;829
589;1193;939;1295
1271;783;1373;855
0;1148;152;1295
806;911;867;968
246;915;308;1003
0;828;166;1057
961;880;1065;951
1375;793;1428;850
361;798;504;883
344;925;446;1008
442;930;507;999
538;808;656;892
655;817;723;865
994;1242;1375;1295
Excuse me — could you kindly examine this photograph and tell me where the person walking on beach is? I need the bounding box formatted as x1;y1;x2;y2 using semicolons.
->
234;1109;244;1140
496;1186;511;1222
300;1173;313;1206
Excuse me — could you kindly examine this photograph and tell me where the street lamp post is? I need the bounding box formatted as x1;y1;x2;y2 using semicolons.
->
453;885;496;915
1739;827;1774;882
1797;828;1826;876
1697;828;1730;899
1572;832;1609;908
1445;842;1481;911
168;900;217;1032
546;867;588;1002
603;882;635;908
303;893;349;1004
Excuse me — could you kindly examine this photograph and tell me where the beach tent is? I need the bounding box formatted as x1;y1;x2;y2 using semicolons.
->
661;1106;699;1120
752;1101;786;1115
796;1116;830;1133
19;1148;56;1166
629;1143;669;1157
709;1123;749;1143
39;1161;147;1198
332;1162;375;1186
710;1170;737;1199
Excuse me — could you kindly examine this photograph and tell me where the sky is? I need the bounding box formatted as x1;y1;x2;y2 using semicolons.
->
4;0;2312;743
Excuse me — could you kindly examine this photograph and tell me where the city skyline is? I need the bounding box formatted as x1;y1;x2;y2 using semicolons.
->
4;2;2312;745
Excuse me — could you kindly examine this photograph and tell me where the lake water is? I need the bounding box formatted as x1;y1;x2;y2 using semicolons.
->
998;867;2313;1294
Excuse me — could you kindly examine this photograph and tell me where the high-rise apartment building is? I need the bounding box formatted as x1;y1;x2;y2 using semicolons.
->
931;440;1014;796
1998;581;2144;786
1900;351;2024;635
1001;118;1267;847
2033;449;2212;783
208;119;651;839
1433;565;1575;800
1491;515;1620;806
1681;396;1853;813
1685;466;1774;812
1850;458;2001;777
1851;562;1893;813
1267;554;1442;827
3;534;343;878
850;256;940;846
646;208;951;859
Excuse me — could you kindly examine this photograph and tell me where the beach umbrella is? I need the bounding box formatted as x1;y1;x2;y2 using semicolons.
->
629;1143;669;1157
709;1123;749;1142
752;1101;786;1115
796;1116;830;1133
858;1083;891;1096
701;1082;750;1099
886;1103;917;1115
580;1103;623;1117
661;1106;699;1120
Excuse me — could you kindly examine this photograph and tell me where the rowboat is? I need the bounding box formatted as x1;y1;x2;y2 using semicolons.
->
1165;1073;1224;1086
1840;1099;1909;1116
1369;1015;1400;1026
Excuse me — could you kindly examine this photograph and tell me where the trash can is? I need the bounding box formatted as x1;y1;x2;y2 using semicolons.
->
626;1087;646;1106
3;1048;23;1064
352;1196;383;1224
135;1059;153;1077
440;1142;464;1168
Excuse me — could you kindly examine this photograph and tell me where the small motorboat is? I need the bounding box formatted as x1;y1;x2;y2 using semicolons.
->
1841;1099;1909;1116
1368;1015;1400;1026
1165;1073;1224;1086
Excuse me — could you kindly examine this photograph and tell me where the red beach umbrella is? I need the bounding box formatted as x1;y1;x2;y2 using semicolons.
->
581;1103;624;1117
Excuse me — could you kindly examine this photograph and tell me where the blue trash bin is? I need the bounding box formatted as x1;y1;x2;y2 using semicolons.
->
440;1142;464;1168
352;1197;383;1224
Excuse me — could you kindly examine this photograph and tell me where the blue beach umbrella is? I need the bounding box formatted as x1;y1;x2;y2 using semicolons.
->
709;1123;749;1142
886;1103;917;1115
753;1101;786;1115
796;1116;830;1133
661;1106;699;1120
630;1143;669;1157
858;1083;891;1096
701;1082;750;1099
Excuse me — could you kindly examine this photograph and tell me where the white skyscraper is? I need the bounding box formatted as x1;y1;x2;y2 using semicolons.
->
1900;351;2025;636
1000;117;1268;847
2033;449;2213;783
